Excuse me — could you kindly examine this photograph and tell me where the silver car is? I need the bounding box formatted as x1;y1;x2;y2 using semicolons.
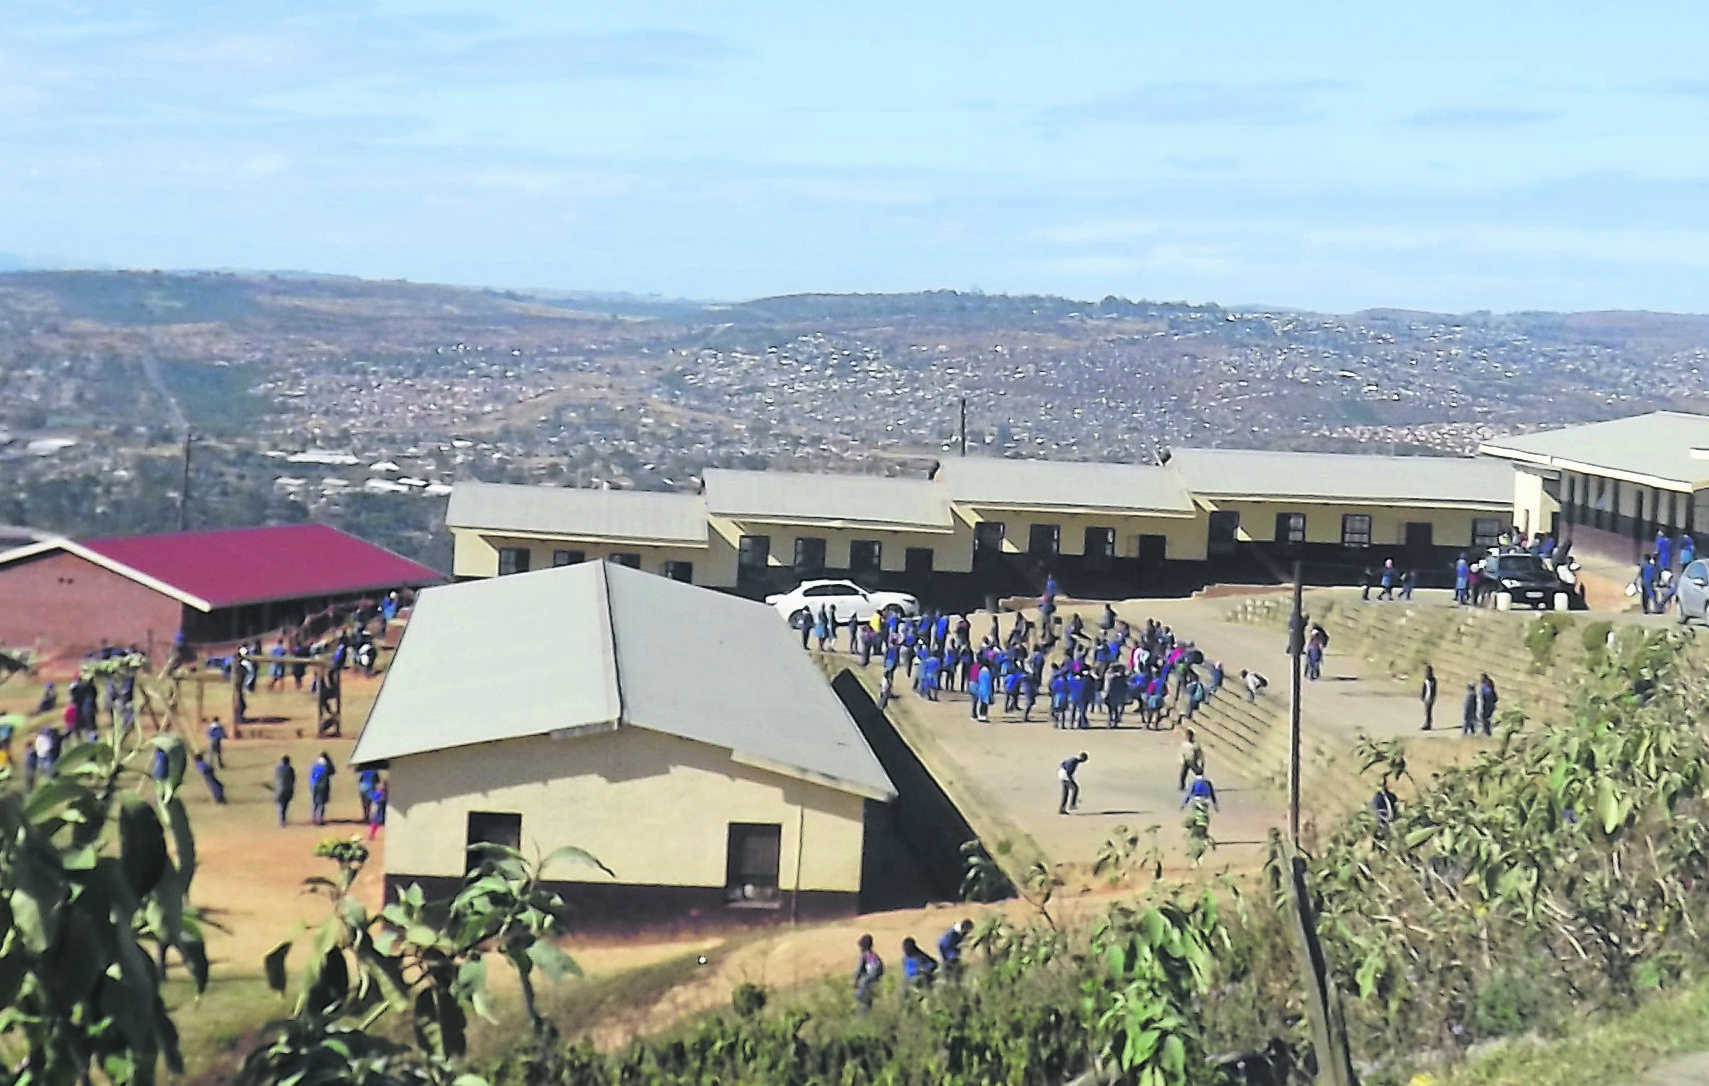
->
1677;560;1709;624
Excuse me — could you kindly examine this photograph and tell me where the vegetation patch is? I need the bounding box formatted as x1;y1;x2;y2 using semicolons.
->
1523;611;1574;670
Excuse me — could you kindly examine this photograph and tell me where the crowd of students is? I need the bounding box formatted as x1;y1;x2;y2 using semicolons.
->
811;578;1271;738
852;919;975;1011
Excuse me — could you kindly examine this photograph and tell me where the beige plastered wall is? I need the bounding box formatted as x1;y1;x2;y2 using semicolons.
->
1195;499;1506;549
385;726;868;893
711;517;975;574
1509;468;1560;537
953;506;1209;561
452;528;739;586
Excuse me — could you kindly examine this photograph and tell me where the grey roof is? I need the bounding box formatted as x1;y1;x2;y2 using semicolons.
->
351;562;896;801
1170;448;1511;507
1480;412;1709;491
446;481;708;546
703;468;953;531
933;456;1196;515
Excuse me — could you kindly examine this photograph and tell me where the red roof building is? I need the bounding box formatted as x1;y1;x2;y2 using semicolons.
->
0;524;443;658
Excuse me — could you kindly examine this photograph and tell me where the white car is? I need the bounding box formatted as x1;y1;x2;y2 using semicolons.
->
766;580;921;626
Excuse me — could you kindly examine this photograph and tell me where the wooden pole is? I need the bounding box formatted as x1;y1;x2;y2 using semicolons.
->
178;431;193;532
958;397;968;457
1287;562;1304;847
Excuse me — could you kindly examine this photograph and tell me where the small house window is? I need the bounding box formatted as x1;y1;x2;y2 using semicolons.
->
1276;512;1306;545
608;553;641;569
497;547;530;576
904;547;934;574
552;549;584;567
1341;515;1372;548
1472;518;1503;549
725;823;782;907
466;811;523;874
663;560;694;582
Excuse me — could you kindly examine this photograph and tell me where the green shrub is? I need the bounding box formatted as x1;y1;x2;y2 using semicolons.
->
1581;620;1614;654
1525;612;1574;669
731;982;768;1018
1465;965;1568;1040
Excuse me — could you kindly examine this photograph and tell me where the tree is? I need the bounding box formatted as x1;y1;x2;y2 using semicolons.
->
0;723;207;1085
238;838;611;1086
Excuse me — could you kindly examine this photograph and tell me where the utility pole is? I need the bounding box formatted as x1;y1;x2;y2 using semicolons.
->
1286;561;1305;845
958;397;968;457
178;431;193;532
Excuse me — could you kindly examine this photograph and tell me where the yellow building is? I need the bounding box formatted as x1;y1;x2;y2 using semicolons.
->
351;561;897;935
446;482;735;585
1169;448;1513;568
702;467;972;587
444;447;1512;596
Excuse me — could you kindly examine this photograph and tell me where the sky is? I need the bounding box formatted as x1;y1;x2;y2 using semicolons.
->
4;1;1709;313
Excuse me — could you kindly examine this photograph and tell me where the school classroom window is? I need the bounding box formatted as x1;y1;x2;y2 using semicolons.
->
850;540;882;572
1276;512;1306;545
551;549;584;567
497;547;530;576
794;536;827;573
663;560;694;582
737;535;771;573
904;547;934;574
1472;518;1503;549
465;811;522;874
608;553;641;569
725;822;782;906
1341;514;1372;548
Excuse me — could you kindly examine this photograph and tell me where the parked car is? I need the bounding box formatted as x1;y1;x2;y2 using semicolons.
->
1479;551;1569;611
765;580;921;626
1676;559;1709;625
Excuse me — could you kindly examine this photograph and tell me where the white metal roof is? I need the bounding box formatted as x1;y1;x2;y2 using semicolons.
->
446;482;709;546
351;562;896;802
1480;412;1709;492
1170;448;1511;507
703;468;954;531
933;456;1197;516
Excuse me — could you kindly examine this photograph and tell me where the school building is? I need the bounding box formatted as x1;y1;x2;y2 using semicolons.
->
445;448;1516;599
1480;410;1709;567
0;524;443;658
351;560;897;935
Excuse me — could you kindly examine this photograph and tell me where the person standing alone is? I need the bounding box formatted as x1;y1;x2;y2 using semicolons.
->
1058;751;1088;815
1178;729;1205;790
1420;665;1437;731
273;755;296;827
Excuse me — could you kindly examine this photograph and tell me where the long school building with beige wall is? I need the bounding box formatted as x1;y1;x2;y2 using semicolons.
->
352;560;896;934
447;449;1517;599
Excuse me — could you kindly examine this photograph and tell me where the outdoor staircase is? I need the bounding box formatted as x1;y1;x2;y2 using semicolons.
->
1225;591;1596;732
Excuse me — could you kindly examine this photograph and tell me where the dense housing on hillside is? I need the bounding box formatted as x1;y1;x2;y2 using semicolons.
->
446;449;1513;596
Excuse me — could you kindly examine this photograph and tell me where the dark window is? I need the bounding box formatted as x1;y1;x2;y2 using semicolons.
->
793;537;827;574
850;540;882;573
804;582;857;598
725;823;782;906
1207;511;1240;555
737;535;770;581
497;547;530;576
1083;526;1116;559
608;553;641;568
904;547;934;574
466;811;522;874
1027;523;1060;558
1137;534;1168;564
1404;522;1434;552
552;549;584;567
1472;518;1502;549
663;560;693;582
973;521;1006;557
1341;514;1372;548
1275;512;1306;545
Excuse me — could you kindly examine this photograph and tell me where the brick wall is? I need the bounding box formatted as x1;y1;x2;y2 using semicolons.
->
0;551;186;657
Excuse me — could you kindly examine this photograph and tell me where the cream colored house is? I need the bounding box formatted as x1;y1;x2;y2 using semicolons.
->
1481;411;1709;566
352;561;896;934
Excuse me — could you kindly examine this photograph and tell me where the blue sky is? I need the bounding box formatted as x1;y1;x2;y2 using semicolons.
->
5;0;1709;312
